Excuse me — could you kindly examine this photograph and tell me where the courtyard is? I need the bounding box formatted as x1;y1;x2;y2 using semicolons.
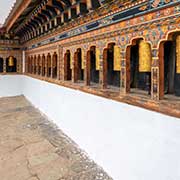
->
0;96;112;180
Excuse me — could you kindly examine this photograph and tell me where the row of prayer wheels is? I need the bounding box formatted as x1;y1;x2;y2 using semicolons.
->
62;36;180;73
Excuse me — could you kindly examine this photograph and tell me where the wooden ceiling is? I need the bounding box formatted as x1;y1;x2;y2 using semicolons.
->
8;0;104;37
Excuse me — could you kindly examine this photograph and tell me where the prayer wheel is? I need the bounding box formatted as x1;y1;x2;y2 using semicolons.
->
176;35;180;73
8;56;14;67
70;53;73;69
81;50;85;69
96;48;100;70
139;40;152;72
113;45;121;71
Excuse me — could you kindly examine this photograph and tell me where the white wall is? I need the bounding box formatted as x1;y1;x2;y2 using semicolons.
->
0;75;23;97
1;75;180;180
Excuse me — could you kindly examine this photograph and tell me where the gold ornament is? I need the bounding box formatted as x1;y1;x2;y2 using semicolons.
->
8;56;14;67
96;48;100;70
113;45;121;71
70;53;73;69
176;35;180;74
139;40;152;72
81;49;85;70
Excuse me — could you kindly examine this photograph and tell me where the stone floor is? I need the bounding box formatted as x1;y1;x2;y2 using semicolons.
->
0;96;112;180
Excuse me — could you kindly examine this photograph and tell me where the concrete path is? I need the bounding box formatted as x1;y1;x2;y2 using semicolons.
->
0;96;112;180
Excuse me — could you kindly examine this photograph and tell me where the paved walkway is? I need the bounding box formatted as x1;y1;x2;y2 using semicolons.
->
0;96;112;180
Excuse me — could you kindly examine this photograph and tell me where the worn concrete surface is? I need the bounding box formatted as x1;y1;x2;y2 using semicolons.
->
0;96;112;180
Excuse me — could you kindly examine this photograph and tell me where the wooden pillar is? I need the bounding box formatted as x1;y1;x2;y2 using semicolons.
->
58;45;63;80
52;53;57;79
34;29;37;37
48;54;50;77
25;57;28;73
49;21;52;30
42;55;45;76
37;55;40;75
120;50;126;93
122;47;131;94
40;55;42;76
85;50;91;86
27;56;29;73
3;57;6;73
50;54;53;78
31;56;34;74
45;55;48;77
37;56;39;75
36;56;39;75
101;48;108;89
120;46;131;94
19;52;23;73
54;18;57;27
34;56;36;74
30;57;33;74
151;48;162;100
68;8;71;20
26;57;29;73
31;57;33;74
41;55;43;76
64;52;68;81
30;56;32;74
40;26;43;34
77;2;81;15
80;48;87;85
61;13;64;24
72;51;78;83
52;54;54;78
87;0;92;10
97;48;104;88
33;56;35;74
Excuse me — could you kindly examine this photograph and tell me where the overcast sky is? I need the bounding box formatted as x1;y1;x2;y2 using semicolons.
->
0;0;16;24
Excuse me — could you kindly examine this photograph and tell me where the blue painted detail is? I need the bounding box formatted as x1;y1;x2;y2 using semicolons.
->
27;1;179;50
113;7;141;21
59;34;67;39
86;21;99;30
50;38;55;42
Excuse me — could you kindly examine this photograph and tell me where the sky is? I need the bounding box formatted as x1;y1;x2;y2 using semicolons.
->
0;0;16;25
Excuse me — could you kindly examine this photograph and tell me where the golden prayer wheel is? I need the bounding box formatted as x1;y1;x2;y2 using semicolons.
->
8;56;14;67
96;48;100;70
139;40;152;72
81;50;85;70
113;45;121;71
176;35;180;74
70;53;73;69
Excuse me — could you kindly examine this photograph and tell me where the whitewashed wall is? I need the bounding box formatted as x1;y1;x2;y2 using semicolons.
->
1;75;180;180
0;75;23;97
